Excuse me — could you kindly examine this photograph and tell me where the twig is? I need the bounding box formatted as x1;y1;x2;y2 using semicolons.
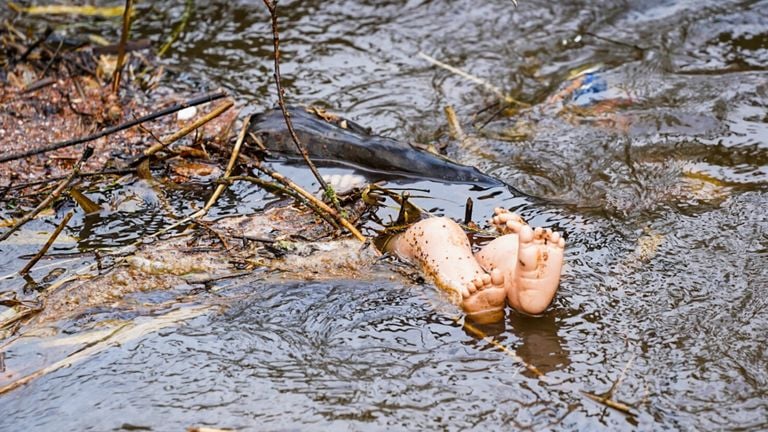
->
0;147;92;243
445;105;466;142
463;197;473;225
258;2;365;241
445;105;490;159
232;234;276;244
411;288;544;379
445;104;481;152
186;271;252;285
22;77;56;94
92;39;151;55
192;220;230;250
40;39;63;77
460;318;544;377
198;110;247;214
18;26;52;62
158;0;193;57
395;192;410;224
0;304;42;333
133;99;234;165
418;52;530;107
251;162;366;242
19;211;73;275
6;168;135;192
0;90;228;163
583;32;646;52
261;0;342;212
582;391;636;416
65;67;90;113
474;102;508;131
214;121;341;230
225;175;339;230
69;187;102;214
582;353;638;416
136;123;164;146
0;182;12;201
111;0;134;94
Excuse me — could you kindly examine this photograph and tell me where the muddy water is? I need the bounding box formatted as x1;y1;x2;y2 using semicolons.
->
2;0;768;430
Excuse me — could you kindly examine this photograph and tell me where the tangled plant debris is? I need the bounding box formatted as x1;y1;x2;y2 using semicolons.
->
0;4;401;397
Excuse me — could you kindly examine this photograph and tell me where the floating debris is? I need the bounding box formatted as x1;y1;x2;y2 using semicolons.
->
177;106;198;121
8;2;126;17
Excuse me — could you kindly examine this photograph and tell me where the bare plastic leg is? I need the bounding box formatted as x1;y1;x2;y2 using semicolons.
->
476;208;565;315
387;217;506;320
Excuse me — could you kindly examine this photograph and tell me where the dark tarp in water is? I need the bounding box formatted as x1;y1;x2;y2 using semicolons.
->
248;107;521;193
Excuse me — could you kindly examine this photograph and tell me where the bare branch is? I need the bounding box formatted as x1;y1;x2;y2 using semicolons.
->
261;0;341;210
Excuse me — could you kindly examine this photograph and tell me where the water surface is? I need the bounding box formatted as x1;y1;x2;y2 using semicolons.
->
1;0;767;430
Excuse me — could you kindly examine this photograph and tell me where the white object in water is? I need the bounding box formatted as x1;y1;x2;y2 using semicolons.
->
177;106;198;121
321;173;366;194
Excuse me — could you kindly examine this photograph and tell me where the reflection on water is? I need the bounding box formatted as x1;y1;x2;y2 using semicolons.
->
508;312;570;376
2;0;768;430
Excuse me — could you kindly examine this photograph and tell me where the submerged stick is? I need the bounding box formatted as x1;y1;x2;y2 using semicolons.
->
581;352;638;416
0;90;228;163
582;391;636;416
445;105;466;142
608;352;636;397
69;187;102;214
6;168;135;192
133;99;234;165
444;104;495;163
22;77;56;94
261;0;342;213
0;147;92;243
418;291;544;378
583;32;646;52
158;0;193;57
418;52;530;107
445;104;481;154
19;211;73;275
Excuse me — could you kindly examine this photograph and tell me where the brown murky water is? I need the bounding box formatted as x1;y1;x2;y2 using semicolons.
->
1;0;767;430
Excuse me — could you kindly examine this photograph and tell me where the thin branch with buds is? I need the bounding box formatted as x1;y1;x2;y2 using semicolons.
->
261;0;342;212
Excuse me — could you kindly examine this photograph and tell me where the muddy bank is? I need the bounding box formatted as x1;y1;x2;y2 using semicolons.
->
32;205;387;327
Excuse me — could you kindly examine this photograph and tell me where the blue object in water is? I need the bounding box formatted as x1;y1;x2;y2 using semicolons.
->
570;73;609;106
